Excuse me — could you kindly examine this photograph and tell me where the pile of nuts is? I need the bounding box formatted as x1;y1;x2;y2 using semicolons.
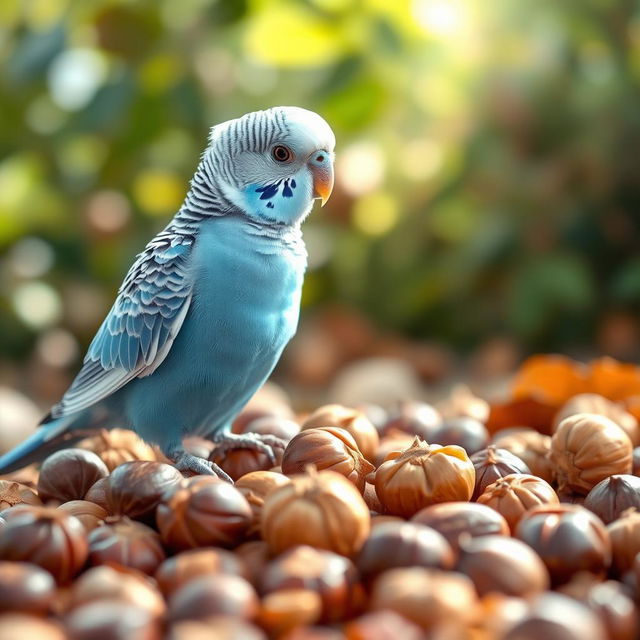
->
0;354;639;639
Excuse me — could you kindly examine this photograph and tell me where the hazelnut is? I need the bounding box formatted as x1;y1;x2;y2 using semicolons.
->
235;471;291;537
584;580;638;640
258;589;322;636
83;477;111;513
88;516;165;575
0;561;55;616
155;548;247;597
470;446;531;500
80;428;157;470
369;567;477;631
457;534;549;598
374;437;475;518
584;474;640;524
0;506;87;583
0;615;66;640
412;501;509;551
67;565;165;618
430;416;489;455
107;460;183;523
607;509;640;575
344;610;425;640
168;573;258;622
235;540;271;588
554;393;640;446
435;385;490;423
261;469;370;557
281;428;374;492
209;446;282;481
57;500;107;531
383;401;443;440
632;446;640;476
156;476;252;550
37;449;109;504
374;433;415;468
550;413;632;494
491;428;554;483
476;473;558;530
64;600;162;640
166;618;267;640
515;504;611;585
356;521;454;581
0;481;41;510
301;404;379;462
261;545;363;624
502;592;607;640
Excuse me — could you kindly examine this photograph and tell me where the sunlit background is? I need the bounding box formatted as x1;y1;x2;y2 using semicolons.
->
1;0;639;418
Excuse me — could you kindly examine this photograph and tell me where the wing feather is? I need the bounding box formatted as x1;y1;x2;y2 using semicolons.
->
47;229;195;421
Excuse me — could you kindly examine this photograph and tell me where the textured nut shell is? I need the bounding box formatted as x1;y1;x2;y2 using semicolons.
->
57;500;107;531
477;474;558;530
282;427;374;492
155;548;248;596
68;565;165;617
374;438;475;518
261;470;370;557
0;561;56;616
554;394;640;446
370;567;477;631
301;404;379;463
0;507;88;584
470;446;531;500
583;474;640;524
412;501;510;548
550;414;633;494
235;471;291;537
260;545;362;624
37;449;109;503
0;481;41;510
258;589;322;635
156;478;252;550
88;517;165;575
80;428;157;470
607;510;640;575
515;504;611;585
492;429;554;483
457;535;550;598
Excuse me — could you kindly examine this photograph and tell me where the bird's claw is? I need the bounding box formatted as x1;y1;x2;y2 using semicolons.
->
171;451;233;483
211;432;286;466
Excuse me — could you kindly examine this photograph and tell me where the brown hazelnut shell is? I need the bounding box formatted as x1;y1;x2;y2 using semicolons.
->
0;481;41;511
156;476;252;550
282;427;374;492
584;474;640;524
550;413;632;495
0;506;88;584
261;469;370;557
374;437;475;518
514;504;611;585
476;473;558;530
57;500;107;531
37;449;109;504
235;471;291;537
301;404;379;463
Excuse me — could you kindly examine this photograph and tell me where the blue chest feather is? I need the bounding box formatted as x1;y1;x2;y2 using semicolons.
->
123;216;306;444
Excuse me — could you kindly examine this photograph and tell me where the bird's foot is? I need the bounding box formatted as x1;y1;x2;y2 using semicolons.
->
211;431;287;466
170;450;233;483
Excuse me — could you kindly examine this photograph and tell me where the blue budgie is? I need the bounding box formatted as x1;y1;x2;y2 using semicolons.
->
0;107;335;480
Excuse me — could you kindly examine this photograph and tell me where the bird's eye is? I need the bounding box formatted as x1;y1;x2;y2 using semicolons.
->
272;145;293;163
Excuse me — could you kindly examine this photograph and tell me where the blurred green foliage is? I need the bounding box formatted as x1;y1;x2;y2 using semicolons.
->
1;0;639;372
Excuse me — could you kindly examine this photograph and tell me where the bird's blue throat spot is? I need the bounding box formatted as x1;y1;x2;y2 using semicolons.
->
254;178;296;201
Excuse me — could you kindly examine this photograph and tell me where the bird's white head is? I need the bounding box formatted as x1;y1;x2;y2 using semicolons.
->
206;106;335;226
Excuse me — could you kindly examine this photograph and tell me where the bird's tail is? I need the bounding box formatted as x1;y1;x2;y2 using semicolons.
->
0;414;101;474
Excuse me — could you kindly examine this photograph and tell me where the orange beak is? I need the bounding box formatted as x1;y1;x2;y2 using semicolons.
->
310;163;334;207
